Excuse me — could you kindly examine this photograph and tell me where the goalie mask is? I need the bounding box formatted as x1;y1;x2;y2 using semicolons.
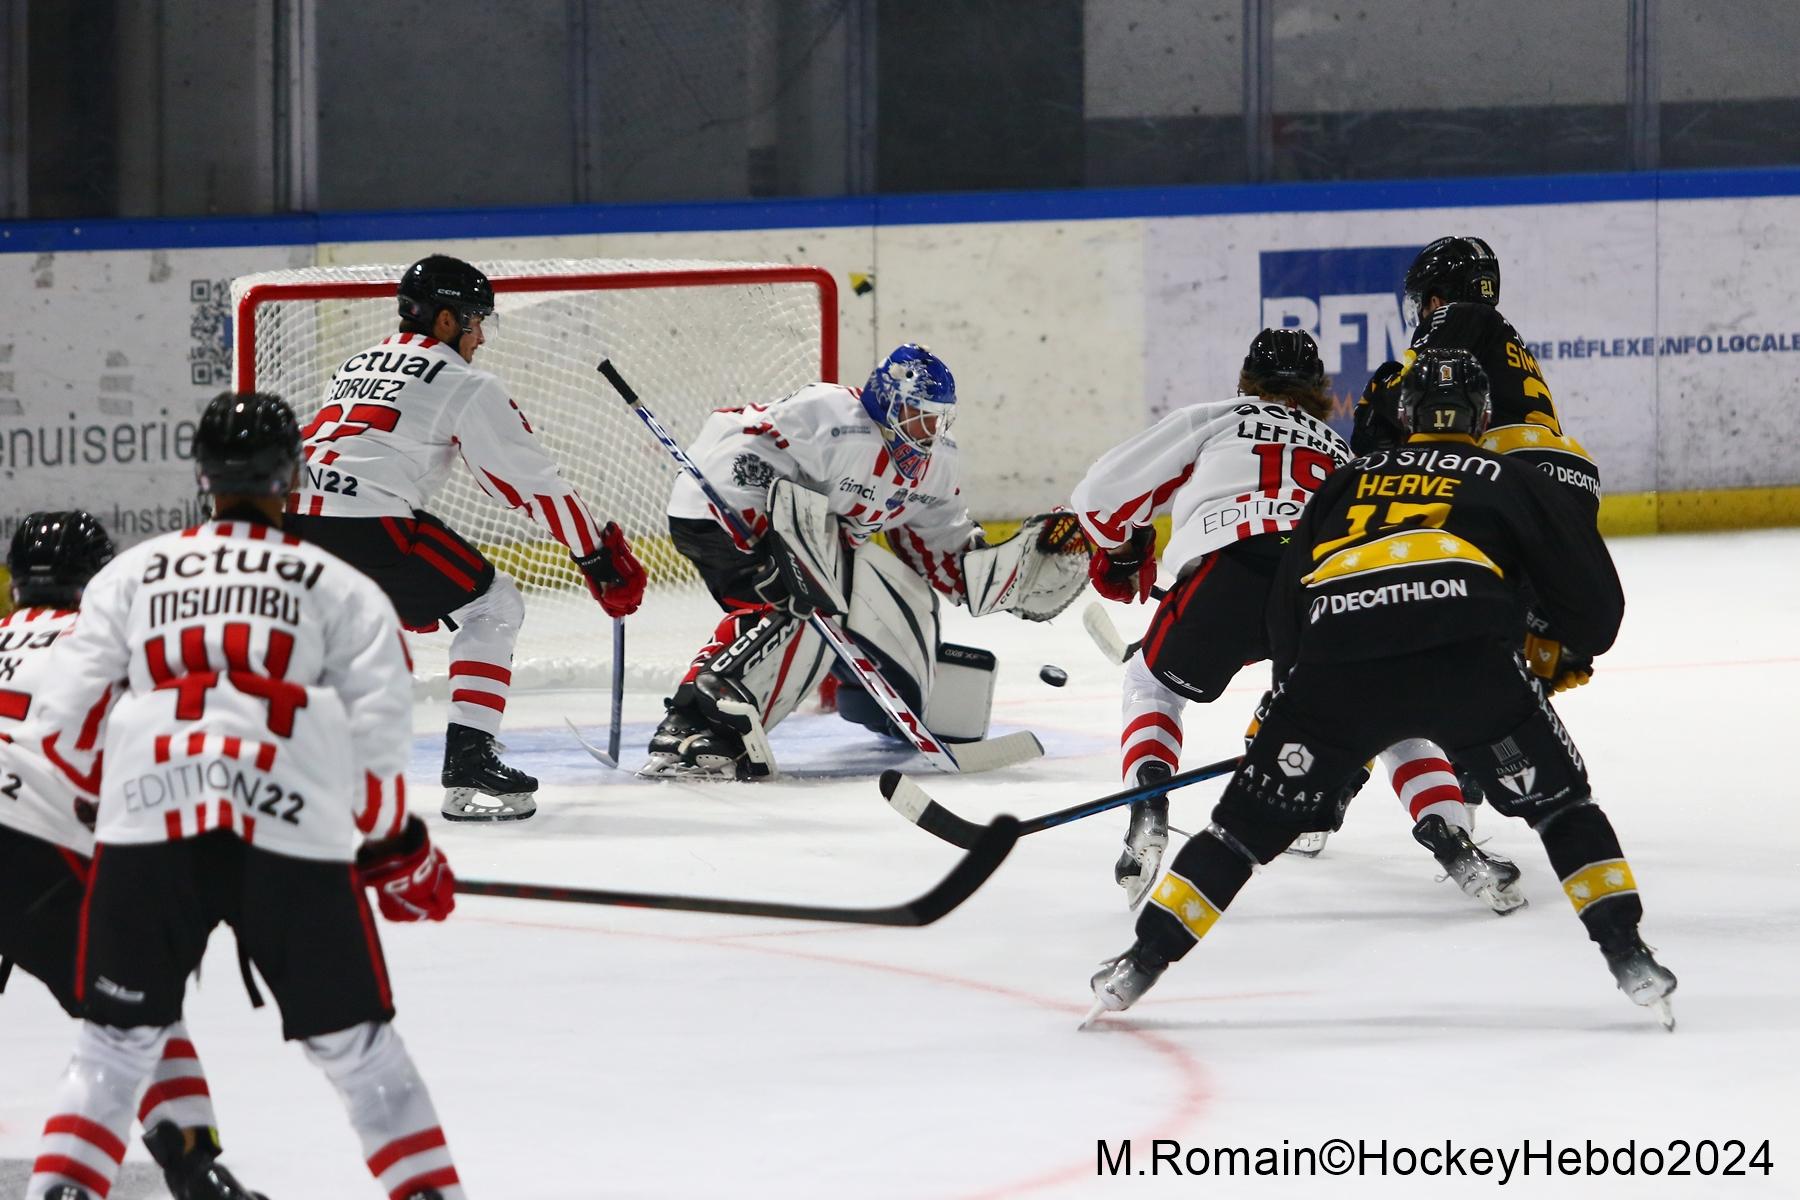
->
861;343;957;482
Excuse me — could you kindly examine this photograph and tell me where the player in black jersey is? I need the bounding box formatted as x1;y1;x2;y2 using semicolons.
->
1359;236;1601;699
1086;349;1677;1031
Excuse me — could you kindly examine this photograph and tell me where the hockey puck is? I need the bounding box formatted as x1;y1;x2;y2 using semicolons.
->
1039;664;1068;687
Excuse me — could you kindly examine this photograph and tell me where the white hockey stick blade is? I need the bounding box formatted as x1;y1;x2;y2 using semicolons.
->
1078;998;1109;1030
565;718;619;769
1081;602;1131;665
942;730;1044;774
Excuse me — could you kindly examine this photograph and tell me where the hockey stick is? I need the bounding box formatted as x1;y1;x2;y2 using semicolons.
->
564;621;630;768
608;617;626;763
598;359;1041;776
1080;584;1168;665
455;814;1019;926
879;754;1241;849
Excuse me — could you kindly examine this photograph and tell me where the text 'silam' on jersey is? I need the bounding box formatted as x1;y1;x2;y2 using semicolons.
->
1269;435;1624;672
288;333;606;556
669;382;983;600
23;517;415;862
0;606;111;854
1072;396;1350;576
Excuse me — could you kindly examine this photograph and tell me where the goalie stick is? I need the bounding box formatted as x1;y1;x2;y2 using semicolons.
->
879;754;1241;849
455;814;1019;926
598;358;1041;775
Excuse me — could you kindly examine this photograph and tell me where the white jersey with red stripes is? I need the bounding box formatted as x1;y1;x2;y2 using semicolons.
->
0;606;111;854
1072;396;1349;576
668;382;983;599
20;516;414;862
288;332;606;557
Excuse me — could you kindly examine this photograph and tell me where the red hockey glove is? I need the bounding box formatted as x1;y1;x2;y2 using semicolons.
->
357;816;456;922
1088;525;1157;603
575;521;647;618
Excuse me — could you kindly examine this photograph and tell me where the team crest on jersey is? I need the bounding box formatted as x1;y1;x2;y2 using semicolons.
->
732;453;775;491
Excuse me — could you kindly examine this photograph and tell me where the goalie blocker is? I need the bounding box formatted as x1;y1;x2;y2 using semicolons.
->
646;482;1087;779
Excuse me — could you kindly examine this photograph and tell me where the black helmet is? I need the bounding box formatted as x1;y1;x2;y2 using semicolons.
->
1400;348;1492;437
1403;237;1500;324
194;391;302;498
7;511;115;608
398;254;495;332
1241;328;1326;392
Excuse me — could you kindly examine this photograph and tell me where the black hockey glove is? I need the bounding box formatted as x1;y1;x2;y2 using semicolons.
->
726;541;794;612
1350;361;1406;455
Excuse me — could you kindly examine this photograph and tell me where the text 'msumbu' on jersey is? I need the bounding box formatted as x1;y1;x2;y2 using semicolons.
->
19;518;415;862
1269;438;1624;672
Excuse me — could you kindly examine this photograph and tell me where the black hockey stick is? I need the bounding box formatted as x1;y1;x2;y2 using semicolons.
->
879;754;1241;849
565;618;630;768
607;616;625;763
455;815;1019;926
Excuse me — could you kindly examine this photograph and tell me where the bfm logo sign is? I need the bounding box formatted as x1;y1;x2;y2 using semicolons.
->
1259;246;1420;437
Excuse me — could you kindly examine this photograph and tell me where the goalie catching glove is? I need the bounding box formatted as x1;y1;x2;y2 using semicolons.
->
357;815;457;922
1087;524;1157;603
962;510;1094;621
574;521;647;618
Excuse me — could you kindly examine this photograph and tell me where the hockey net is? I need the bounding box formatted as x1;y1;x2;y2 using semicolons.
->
232;258;837;693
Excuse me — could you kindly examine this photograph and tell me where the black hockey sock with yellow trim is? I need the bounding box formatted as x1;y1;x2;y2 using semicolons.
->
1134;827;1258;964
1532;798;1644;944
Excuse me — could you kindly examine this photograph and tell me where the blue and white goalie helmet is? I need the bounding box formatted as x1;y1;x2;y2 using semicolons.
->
860;343;957;480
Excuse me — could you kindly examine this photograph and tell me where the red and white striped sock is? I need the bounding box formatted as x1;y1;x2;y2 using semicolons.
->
1120;653;1185;782
303;1021;465;1200
137;1021;217;1133
444;575;525;735
1382;739;1469;829
27;1022;166;1200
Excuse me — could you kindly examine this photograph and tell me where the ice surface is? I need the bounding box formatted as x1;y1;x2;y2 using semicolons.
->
3;530;1797;1198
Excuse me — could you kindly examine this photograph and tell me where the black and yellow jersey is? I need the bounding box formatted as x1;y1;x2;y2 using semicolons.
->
1353;302;1602;508
1268;434;1622;670
1411;302;1557;433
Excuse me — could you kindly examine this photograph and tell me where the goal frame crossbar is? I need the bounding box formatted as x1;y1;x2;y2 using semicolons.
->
234;264;839;392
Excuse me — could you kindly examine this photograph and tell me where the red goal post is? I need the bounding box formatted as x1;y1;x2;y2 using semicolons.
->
231;258;839;692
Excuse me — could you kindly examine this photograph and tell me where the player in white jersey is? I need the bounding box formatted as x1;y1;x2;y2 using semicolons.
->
1;512;266;1200
646;343;1087;778
285;254;646;822
1074;330;1521;914
21;395;467;1200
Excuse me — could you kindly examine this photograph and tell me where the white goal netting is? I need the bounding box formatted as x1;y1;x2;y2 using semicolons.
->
232;258;836;693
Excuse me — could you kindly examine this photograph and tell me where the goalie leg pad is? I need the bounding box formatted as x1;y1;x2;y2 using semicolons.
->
766;478;848;615
691;605;834;737
843;540;940;702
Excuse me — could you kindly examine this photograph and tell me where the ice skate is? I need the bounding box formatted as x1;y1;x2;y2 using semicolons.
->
1284;829;1329;857
1113;762;1172;909
1602;932;1678;1031
144;1121;269;1200
1412;814;1527;914
639;702;710;778
1081;943;1168;1028
441;722;538;821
